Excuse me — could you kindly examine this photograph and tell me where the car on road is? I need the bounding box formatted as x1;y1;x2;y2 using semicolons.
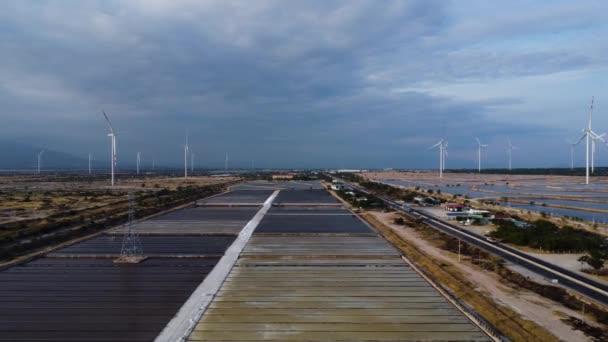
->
485;237;497;243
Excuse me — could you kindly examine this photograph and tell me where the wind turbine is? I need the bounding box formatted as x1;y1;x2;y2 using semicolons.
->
184;131;189;179
191;153;195;172
102;111;117;186
429;139;447;178
475;138;488;173
566;140;576;170
225;153;228;171
37;150;45;174
507;138;518;171
136;152;141;175
88;153;92;175
575;97;606;184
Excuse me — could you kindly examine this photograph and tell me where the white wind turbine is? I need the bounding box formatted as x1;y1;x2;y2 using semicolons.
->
102;111;117;186
575;97;606;184
475;137;488;173
429;139;447;178
37;150;45;174
191;153;195;172
566;140;576;170
136;152;141;175
88;153;93;175
507;138;518;171
184;131;189;179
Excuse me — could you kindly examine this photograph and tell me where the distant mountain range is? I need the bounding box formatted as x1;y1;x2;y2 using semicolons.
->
0;141;89;170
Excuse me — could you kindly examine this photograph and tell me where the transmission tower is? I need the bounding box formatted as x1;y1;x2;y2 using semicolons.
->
120;192;143;258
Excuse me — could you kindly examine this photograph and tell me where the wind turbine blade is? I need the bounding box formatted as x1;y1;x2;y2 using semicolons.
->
475;137;481;146
588;96;594;129
102;111;115;134
591;131;607;144
575;134;586;145
429;141;442;149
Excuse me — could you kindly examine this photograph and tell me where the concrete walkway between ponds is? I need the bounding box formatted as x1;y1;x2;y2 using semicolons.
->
154;190;280;342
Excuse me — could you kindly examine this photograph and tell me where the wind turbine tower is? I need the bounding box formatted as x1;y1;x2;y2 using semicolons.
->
430;139;447;178
507;138;518;171
575;97;606;184
225;153;228;171
566;140;576;171
191;153;195;172
37;150;45;174
475;138;488;173
136;152;141;175
88;153;92;175
102;111;117;186
184;131;189;179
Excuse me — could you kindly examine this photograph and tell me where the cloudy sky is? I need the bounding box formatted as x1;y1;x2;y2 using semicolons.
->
2;0;608;169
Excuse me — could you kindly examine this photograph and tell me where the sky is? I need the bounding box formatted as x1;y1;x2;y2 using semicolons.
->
1;0;608;169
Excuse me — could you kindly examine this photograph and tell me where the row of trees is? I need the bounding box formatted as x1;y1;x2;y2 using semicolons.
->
490;219;608;270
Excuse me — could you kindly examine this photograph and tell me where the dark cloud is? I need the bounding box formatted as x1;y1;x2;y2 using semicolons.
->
0;0;606;169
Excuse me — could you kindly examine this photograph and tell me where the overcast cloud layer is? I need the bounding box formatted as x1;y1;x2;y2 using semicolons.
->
2;0;608;169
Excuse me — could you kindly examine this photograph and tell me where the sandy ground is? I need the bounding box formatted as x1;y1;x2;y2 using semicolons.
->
525;252;608;286
415;205;608;286
118;176;235;190
0;175;236;225
370;210;595;342
364;171;608;188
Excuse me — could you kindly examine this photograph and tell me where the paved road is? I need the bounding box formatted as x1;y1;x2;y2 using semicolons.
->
334;177;608;306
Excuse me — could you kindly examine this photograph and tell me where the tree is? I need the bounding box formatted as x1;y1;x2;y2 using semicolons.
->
393;217;405;225
579;253;605;271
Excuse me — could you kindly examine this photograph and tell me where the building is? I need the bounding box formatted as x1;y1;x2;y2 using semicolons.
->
443;203;465;212
331;183;345;191
272;173;295;180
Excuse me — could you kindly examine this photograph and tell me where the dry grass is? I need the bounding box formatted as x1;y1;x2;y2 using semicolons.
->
118;176;235;190
0;175;236;225
362;212;559;342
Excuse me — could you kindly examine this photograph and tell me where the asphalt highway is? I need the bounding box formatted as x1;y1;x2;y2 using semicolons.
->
334;177;608;306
